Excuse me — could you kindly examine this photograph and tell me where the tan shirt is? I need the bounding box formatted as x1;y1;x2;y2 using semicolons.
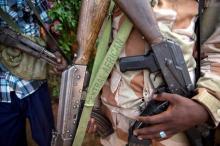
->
101;0;198;117
100;0;220;145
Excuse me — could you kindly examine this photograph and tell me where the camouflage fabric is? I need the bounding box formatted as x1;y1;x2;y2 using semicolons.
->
99;0;220;145
194;24;220;126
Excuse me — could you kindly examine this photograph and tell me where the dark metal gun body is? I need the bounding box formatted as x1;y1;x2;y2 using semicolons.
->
127;101;169;146
120;40;196;146
112;0;202;145
120;40;194;97
0;28;59;66
52;0;112;145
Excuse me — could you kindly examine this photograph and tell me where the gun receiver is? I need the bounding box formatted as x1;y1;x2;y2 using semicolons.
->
121;40;195;146
53;65;87;146
53;0;111;146
113;0;200;145
120;40;194;97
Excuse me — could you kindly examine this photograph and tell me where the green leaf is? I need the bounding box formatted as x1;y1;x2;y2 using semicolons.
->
48;0;81;59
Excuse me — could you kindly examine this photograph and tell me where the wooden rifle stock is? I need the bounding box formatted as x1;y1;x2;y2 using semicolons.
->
113;0;163;44
53;1;111;146
75;0;110;65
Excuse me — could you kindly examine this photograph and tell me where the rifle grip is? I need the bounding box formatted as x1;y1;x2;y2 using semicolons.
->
119;52;159;73
119;55;148;72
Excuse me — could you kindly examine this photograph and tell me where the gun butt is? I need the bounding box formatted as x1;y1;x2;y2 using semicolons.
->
113;0;163;44
75;0;110;65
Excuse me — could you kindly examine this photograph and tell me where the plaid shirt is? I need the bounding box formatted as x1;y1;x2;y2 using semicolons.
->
0;0;49;103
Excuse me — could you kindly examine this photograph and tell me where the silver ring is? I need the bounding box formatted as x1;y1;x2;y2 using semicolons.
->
159;131;167;139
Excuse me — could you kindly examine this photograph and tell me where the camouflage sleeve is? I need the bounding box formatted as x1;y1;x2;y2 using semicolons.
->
192;26;220;126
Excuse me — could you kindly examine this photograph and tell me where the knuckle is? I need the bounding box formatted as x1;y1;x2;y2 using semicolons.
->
160;92;166;97
147;128;155;134
143;116;153;124
136;128;145;135
165;112;172;120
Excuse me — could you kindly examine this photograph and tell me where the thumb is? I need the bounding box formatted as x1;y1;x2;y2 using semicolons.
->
153;92;179;104
56;57;61;63
54;52;62;63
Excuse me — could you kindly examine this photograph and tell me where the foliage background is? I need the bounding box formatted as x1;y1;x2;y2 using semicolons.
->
47;0;81;97
27;1;101;145
48;0;81;59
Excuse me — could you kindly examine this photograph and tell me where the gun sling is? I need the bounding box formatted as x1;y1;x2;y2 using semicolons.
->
72;17;133;146
88;2;115;137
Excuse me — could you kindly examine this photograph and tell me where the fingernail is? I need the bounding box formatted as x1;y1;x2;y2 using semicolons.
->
57;59;61;63
133;131;137;136
138;137;143;140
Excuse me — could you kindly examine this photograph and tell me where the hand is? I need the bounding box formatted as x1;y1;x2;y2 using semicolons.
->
87;118;97;134
134;92;210;141
51;51;68;74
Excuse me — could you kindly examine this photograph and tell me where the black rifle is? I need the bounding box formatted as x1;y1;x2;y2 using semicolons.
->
112;0;204;145
119;40;203;146
120;40;194;97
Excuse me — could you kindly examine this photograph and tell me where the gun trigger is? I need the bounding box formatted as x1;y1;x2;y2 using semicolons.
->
154;86;167;94
153;72;162;81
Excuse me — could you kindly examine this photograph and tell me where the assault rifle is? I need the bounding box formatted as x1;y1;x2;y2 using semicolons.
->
113;0;203;146
119;40;197;146
119;40;194;97
51;0;114;146
0;28;60;67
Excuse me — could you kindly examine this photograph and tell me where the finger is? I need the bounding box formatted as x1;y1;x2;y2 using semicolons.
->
56;59;68;71
138;111;171;125
56;65;66;71
54;52;62;63
92;124;97;133
88;118;96;133
88;125;94;133
137;130;175;141
154;93;179;104
53;67;62;75
90;118;95;126
134;124;169;137
57;58;61;63
48;69;57;75
87;119;93;133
